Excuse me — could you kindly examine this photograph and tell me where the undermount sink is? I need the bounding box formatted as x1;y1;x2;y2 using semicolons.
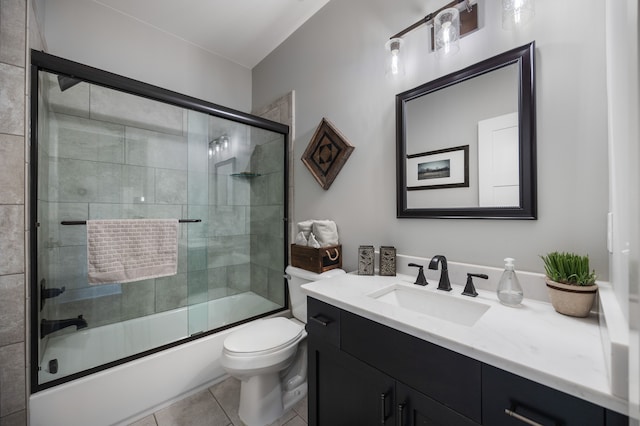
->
367;284;490;327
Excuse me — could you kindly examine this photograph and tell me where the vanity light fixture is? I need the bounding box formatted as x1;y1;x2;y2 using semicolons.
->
208;134;230;158
434;7;460;57
385;37;404;77
386;0;477;65
502;0;535;30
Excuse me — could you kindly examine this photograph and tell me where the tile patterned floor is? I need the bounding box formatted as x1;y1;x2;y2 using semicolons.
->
128;377;308;426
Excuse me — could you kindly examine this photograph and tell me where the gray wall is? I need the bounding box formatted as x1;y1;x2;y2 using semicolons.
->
38;0;253;112
252;0;610;278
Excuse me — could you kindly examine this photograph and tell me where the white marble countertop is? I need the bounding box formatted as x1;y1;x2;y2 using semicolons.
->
301;271;629;415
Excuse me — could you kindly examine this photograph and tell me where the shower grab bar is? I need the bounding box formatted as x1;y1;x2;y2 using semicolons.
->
61;219;202;225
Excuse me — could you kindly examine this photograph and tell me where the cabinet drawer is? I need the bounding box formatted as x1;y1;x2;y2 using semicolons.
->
307;297;341;347
482;364;604;426
341;310;482;423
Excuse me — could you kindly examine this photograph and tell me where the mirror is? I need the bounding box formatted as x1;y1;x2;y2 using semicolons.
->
396;42;536;219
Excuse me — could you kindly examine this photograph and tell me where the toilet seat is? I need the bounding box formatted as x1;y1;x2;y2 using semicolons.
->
223;317;304;357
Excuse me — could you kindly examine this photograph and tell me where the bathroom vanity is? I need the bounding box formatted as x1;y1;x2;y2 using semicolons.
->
302;271;628;426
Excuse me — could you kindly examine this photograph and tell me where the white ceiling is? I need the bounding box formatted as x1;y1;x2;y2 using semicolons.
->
94;0;331;69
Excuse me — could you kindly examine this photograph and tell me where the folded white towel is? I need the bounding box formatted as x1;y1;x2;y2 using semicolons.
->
294;231;308;246
312;220;339;247
87;219;178;285
297;220;314;239
307;232;321;248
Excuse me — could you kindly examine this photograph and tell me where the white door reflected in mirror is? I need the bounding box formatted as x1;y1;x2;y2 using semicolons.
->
478;112;520;207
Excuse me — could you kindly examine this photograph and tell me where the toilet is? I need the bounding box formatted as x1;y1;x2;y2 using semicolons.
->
220;265;346;426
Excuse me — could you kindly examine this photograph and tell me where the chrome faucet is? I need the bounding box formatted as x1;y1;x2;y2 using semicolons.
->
429;255;451;291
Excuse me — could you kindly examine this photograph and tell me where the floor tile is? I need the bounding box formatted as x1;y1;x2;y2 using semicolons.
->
282;417;306;426
209;377;243;426
266;409;296;426
0;409;26;426
128;414;157;426
154;389;230;426
147;377;307;426
291;395;307;423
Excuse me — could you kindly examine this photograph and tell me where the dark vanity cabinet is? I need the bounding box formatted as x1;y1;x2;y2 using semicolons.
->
307;297;481;426
307;297;628;426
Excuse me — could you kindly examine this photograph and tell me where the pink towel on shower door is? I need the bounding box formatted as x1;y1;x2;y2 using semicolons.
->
87;219;178;285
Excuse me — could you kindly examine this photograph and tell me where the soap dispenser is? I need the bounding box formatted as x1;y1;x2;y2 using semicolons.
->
497;258;523;306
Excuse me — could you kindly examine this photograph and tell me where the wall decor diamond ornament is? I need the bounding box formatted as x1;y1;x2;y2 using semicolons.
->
302;118;355;190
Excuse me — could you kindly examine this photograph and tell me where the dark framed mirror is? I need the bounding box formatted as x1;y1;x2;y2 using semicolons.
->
396;42;536;219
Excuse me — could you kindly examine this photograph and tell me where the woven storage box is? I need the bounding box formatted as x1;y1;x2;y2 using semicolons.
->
290;244;342;274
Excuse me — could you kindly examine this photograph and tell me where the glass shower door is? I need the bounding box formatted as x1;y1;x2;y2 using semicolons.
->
32;55;288;390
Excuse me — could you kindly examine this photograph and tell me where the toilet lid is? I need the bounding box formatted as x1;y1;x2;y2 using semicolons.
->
224;317;303;354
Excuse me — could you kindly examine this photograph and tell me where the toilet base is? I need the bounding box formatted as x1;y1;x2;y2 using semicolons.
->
283;382;307;412
238;373;283;426
237;374;307;426
224;321;308;426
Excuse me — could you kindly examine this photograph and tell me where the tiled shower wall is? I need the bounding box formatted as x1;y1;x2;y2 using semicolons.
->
0;0;28;424
251;93;294;307
36;74;290;339
38;75;279;331
40;74;194;329
248;134;286;306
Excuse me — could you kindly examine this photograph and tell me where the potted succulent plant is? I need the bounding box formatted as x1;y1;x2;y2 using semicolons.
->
540;251;598;317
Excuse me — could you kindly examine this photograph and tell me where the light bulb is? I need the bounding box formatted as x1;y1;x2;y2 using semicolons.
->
391;51;399;75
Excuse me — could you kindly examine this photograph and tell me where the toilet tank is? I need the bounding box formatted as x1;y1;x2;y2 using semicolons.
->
285;265;345;322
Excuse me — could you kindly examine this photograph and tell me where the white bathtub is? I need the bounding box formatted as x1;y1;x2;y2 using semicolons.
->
30;292;284;426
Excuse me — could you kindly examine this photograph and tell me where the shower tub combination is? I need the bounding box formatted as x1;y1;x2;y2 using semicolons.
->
31;293;281;426
37;292;280;383
29;51;289;425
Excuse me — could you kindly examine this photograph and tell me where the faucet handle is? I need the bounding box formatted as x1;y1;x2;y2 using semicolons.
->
408;263;428;286
462;273;488;297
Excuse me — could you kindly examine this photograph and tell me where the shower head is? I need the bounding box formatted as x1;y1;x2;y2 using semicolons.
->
57;74;82;92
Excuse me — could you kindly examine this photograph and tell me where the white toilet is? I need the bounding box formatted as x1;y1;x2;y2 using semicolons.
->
220;265;345;426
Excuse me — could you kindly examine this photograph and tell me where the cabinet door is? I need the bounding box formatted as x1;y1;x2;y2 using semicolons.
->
341;310;482;423
308;336;396;426
396;382;480;426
